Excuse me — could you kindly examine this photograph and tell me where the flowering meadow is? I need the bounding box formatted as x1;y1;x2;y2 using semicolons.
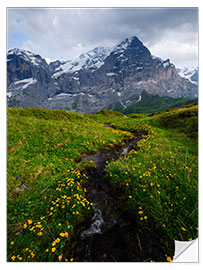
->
105;104;198;260
7;104;198;262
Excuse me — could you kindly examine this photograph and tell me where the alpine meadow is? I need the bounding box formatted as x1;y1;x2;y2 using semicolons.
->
7;103;198;262
7;7;198;263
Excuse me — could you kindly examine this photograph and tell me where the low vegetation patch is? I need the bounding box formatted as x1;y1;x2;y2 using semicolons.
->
105;105;198;258
119;91;198;114
7;108;132;262
7;104;198;262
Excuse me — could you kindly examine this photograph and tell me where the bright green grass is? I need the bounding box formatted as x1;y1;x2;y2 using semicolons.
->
105;105;198;257
7;105;198;262
7;107;132;262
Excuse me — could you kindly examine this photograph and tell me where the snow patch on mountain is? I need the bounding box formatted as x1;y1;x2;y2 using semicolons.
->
8;78;37;94
177;67;198;85
7;78;38;99
52;46;113;78
10;78;37;89
7;48;44;66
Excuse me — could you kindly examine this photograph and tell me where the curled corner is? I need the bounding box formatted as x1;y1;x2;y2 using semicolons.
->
172;238;198;262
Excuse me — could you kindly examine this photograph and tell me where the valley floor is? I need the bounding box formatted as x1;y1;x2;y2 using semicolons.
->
7;105;198;262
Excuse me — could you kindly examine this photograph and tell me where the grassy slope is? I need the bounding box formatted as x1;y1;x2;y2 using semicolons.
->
120;91;198;114
7;107;132;262
7;105;198;262
105;103;198;258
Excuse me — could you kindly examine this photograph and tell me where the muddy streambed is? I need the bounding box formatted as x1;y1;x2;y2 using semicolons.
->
72;124;174;262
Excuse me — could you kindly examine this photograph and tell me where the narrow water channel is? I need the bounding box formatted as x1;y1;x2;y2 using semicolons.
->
72;124;173;262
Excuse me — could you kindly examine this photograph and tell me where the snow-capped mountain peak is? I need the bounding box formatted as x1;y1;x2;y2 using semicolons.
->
177;67;198;85
52;36;148;78
52;46;113;78
7;48;46;67
7;35;198;114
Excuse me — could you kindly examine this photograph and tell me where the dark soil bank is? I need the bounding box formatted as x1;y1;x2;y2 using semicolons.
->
72;127;174;262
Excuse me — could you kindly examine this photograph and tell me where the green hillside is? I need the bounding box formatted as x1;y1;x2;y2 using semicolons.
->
120;91;198;114
7;105;198;262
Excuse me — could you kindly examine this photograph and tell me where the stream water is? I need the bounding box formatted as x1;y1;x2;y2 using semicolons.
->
72;124;174;262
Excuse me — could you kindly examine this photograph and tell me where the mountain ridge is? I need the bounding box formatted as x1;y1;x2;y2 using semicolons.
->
7;36;198;113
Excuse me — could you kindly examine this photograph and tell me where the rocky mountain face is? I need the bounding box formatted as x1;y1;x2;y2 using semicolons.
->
7;36;198;113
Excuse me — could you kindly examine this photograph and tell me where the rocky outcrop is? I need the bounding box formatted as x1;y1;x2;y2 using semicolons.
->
7;36;198;113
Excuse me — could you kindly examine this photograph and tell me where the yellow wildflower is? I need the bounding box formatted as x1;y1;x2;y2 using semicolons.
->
138;211;143;214
10;242;14;245
144;216;147;220
52;247;56;252
181;227;186;231
129;195;132;199
59;255;63;261
167;256;172;262
27;220;32;224
37;232;43;236
60;232;65;237
55;238;60;243
11;256;16;260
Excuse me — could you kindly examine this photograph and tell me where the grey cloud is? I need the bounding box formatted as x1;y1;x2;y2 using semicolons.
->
7;8;198;67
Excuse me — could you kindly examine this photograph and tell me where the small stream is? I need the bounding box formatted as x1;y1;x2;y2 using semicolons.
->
72;124;173;262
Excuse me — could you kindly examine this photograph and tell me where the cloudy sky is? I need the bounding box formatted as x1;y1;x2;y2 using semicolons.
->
7;8;198;67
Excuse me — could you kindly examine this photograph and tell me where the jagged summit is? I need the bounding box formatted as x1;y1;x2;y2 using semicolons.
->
52;46;113;78
52;36;152;78
8;48;33;55
114;36;144;50
7;47;48;68
7;36;198;113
